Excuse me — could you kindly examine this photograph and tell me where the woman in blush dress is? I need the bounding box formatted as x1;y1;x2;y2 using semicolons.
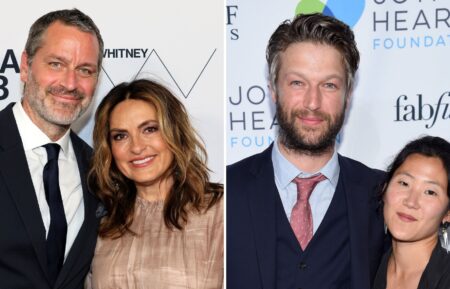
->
85;79;223;289
373;136;450;289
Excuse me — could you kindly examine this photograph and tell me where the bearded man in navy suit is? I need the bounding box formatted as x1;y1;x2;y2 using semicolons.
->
0;9;103;289
227;13;386;289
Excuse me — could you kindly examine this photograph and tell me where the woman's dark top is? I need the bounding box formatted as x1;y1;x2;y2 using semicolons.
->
373;242;450;289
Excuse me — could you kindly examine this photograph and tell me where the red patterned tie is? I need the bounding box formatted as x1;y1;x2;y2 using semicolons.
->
290;174;326;250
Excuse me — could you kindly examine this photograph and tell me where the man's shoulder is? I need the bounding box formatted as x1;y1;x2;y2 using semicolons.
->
338;154;385;180
227;146;272;177
0;102;15;119
226;146;275;194
70;131;93;156
0;103;21;149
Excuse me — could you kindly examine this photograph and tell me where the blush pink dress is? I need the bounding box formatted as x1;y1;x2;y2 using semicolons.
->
85;196;223;289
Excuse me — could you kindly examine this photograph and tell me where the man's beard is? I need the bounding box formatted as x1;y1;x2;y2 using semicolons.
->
24;72;88;126
276;100;345;156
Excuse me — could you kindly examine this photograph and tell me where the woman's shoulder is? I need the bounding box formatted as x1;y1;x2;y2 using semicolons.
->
421;245;450;289
202;192;223;218
187;192;223;227
436;247;450;288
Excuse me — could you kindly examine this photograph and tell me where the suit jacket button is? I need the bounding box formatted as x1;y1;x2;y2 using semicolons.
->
299;262;307;270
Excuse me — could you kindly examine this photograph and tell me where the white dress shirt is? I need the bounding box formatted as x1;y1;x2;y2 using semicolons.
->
13;102;85;260
272;139;340;234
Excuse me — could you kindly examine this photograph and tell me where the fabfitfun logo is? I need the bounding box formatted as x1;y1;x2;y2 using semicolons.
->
395;91;450;129
295;0;365;27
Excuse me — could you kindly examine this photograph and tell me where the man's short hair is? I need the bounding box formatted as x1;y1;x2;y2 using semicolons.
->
24;8;104;69
266;13;359;95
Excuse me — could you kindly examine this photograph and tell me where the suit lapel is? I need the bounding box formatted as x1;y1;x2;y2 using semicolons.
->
55;133;98;289
0;103;49;280
247;145;277;289
339;156;371;289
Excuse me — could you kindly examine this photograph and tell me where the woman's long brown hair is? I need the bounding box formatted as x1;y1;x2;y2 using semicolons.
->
88;79;223;238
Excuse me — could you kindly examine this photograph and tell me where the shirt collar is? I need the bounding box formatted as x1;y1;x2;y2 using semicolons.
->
272;139;340;189
12;102;71;156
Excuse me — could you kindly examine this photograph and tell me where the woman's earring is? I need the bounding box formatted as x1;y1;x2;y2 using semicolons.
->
384;223;388;234
441;222;449;253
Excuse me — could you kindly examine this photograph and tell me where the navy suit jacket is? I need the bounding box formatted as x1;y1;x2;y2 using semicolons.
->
0;103;100;289
227;144;386;289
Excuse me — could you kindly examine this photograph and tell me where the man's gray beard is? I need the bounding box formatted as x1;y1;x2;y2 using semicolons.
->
24;73;89;126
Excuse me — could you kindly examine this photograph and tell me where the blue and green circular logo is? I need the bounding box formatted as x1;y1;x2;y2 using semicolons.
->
295;0;365;28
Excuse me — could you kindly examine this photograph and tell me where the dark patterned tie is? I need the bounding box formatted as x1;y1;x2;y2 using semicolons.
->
43;143;67;285
290;174;326;250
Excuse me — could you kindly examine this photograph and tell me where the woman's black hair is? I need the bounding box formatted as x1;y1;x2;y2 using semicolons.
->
380;135;450;202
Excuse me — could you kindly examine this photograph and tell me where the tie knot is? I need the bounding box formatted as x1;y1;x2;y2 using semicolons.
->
43;143;60;161
293;174;327;201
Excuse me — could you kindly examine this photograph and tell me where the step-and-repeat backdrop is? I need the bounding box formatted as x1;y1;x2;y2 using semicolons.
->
0;0;224;181
227;0;449;169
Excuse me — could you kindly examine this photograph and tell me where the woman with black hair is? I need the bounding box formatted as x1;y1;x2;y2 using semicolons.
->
374;136;450;289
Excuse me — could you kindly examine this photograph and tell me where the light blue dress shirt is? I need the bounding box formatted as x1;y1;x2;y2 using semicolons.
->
271;140;340;234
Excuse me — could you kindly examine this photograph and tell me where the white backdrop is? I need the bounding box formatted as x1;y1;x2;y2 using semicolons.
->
227;0;450;169
0;0;224;182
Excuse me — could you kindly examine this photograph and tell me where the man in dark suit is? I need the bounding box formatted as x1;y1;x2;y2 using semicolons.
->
0;9;103;289
227;13;386;289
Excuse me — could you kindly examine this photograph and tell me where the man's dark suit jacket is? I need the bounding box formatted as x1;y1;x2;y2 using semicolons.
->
0;103;100;289
227;144;386;289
